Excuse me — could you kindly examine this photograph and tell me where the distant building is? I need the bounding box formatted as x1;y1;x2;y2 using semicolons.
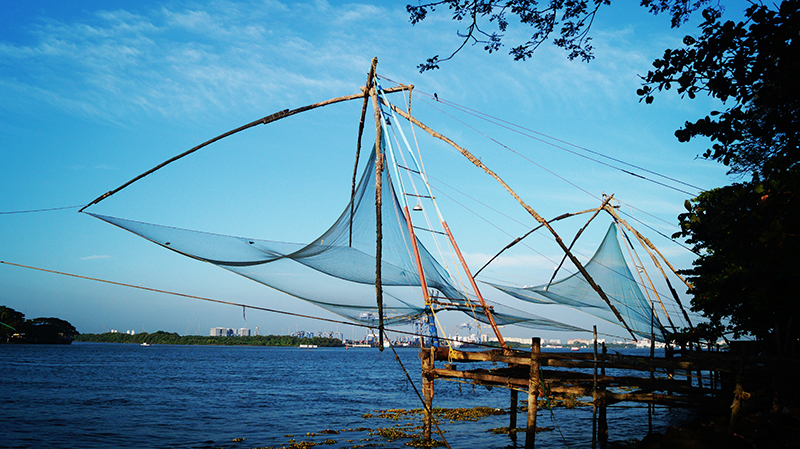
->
238;328;251;337
568;338;605;345
210;327;234;337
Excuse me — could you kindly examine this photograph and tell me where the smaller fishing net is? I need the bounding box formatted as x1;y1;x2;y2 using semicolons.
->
487;224;670;340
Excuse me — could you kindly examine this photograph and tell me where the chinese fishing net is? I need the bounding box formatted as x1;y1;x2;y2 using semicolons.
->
87;142;587;334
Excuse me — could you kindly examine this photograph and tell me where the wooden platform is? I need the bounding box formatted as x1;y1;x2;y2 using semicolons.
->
418;337;786;448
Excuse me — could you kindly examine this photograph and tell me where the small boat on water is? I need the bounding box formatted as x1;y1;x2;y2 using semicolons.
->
299;344;318;348
571;347;580;351
141;342;151;347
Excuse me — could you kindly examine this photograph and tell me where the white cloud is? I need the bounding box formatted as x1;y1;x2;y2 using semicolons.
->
0;1;403;123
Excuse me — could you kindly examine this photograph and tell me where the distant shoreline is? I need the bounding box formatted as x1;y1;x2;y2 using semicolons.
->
74;331;343;347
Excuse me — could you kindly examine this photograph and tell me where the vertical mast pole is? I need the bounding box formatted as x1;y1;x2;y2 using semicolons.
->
350;58;377;247
368;58;385;351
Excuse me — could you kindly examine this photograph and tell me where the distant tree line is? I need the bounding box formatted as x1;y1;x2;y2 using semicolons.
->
1;305;78;344
74;330;343;347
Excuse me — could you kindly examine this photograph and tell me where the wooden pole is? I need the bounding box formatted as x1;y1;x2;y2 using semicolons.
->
441;220;506;349
350;58;378;246
527;337;541;449
369;72;385;351
510;389;519;433
422;345;435;441
473;207;602;278
729;348;747;433
81;83;410;212
601;205;694;327
592;326;598;449
599;342;608;443
548;195;614;286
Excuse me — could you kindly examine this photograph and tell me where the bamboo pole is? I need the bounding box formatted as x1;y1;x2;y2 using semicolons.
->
404;206;432;305
473;207;602;278
441;220;506;349
548;196;613;286
350;58;378;246
617;221;677;332
81;84;410;212
369;77;385;351
601;205;694;327
385;100;637;340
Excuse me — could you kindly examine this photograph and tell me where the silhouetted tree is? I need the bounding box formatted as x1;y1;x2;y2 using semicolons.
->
407;0;719;71
640;0;800;355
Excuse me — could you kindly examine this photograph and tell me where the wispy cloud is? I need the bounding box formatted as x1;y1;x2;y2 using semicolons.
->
0;1;399;123
81;255;111;260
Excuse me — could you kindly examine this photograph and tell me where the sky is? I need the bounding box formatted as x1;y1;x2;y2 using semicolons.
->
0;0;747;342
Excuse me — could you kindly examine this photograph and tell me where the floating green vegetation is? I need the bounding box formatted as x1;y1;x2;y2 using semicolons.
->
368;427;417;441
517;394;591;411
405;438;446;447
436;406;506;422
365;406;506;423
487;426;553;434
242;406;512;448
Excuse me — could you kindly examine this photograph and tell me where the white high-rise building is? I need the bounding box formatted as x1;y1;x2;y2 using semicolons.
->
238;328;251;337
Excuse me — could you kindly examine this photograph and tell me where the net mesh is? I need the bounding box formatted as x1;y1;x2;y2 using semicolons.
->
486;224;673;340
88;144;585;333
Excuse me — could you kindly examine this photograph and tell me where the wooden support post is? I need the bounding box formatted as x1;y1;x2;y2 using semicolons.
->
696;344;704;390
683;344;692;388
527;337;541;449
729;348;748;434
592;326;598;449
666;344;674;395
510;389;518;430
599;342;608;443
420;345;434;442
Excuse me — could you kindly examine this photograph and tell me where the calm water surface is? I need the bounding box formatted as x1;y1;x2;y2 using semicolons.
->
0;343;692;448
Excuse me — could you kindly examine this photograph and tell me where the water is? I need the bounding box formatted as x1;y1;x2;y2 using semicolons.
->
0;343;691;448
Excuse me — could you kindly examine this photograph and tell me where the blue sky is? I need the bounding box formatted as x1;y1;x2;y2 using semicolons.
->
1;0;745;342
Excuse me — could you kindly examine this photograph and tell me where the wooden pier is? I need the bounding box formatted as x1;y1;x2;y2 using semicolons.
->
419;336;793;448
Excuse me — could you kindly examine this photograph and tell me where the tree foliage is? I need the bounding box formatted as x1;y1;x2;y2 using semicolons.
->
74;331;345;347
1;306;79;344
639;0;800;177
407;0;718;71
645;0;800;354
674;173;800;353
1;306;26;340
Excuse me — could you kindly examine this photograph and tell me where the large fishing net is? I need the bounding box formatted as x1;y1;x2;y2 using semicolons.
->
88;143;587;333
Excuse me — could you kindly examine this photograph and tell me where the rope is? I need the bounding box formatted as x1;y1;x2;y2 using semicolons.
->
538;365;571;449
378;76;703;194
370;328;453;449
0;260;524;349
0;205;84;215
